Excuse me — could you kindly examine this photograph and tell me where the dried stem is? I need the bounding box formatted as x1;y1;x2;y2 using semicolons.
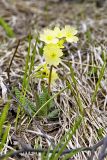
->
6;40;20;83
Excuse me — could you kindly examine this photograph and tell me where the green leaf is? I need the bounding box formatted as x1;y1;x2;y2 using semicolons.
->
38;86;51;116
14;87;36;117
47;109;59;119
62;148;83;160
92;62;106;103
0;103;9;136
0;125;10;151
0;17;15;37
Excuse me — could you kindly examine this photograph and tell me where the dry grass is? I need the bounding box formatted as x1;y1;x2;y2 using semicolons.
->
0;0;107;160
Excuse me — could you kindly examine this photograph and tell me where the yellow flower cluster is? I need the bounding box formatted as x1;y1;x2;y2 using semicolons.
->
39;25;78;84
40;25;78;67
33;63;58;84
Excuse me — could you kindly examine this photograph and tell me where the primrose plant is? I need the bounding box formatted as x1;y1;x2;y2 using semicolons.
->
14;25;79;121
40;25;78;91
33;25;78;93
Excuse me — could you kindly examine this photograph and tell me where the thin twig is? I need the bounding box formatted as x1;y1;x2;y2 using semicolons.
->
6;40;20;83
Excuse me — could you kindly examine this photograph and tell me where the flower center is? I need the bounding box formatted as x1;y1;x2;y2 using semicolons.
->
47;36;53;40
51;53;56;58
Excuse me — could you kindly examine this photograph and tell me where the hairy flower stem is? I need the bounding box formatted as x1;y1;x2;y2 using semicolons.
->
48;65;53;94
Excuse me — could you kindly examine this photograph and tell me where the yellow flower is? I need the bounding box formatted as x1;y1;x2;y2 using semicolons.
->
41;64;49;78
43;44;63;66
40;29;58;44
62;25;78;43
57;39;65;48
32;63;49;79
51;69;58;84
54;27;64;39
40;66;58;84
32;63;58;84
